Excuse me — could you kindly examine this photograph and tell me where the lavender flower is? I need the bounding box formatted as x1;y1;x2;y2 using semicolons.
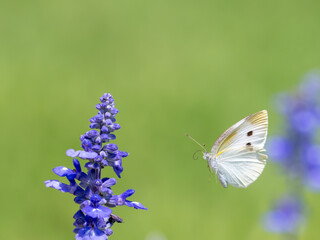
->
263;73;320;238
45;93;147;240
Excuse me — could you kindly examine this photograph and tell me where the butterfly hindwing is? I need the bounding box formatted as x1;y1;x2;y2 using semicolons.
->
216;146;267;188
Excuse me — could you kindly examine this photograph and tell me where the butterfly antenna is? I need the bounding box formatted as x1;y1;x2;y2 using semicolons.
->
186;133;207;152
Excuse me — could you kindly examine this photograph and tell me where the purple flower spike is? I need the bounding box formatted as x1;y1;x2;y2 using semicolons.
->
267;73;320;184
263;73;320;238
45;93;147;239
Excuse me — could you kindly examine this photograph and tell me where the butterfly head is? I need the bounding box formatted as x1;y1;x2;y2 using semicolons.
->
203;152;216;172
203;152;210;161
186;133;210;162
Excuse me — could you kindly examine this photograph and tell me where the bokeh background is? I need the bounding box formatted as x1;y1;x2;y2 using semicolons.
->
1;0;320;239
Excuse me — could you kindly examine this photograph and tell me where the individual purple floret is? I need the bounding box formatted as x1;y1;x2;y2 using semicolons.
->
45;93;147;239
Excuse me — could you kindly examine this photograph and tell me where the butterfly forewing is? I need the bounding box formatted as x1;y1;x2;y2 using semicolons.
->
211;110;268;156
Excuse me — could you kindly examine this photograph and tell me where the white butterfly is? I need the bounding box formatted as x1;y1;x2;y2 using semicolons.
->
187;110;268;188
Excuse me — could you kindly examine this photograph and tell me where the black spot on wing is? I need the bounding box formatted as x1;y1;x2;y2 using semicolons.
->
247;131;253;136
247;144;254;151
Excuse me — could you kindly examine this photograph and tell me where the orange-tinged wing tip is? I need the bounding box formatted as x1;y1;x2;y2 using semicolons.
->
248;110;268;124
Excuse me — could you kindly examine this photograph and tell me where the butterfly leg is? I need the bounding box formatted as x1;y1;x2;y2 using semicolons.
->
217;172;228;188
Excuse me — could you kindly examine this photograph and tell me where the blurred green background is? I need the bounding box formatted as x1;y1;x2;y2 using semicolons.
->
1;0;320;239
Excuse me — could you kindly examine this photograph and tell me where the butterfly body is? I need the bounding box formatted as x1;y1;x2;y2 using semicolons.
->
203;152;216;171
192;110;268;188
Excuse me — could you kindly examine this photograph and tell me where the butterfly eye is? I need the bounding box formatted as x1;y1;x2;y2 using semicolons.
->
247;131;253;136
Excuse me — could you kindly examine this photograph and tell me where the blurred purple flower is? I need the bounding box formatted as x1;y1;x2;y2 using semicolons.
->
268;136;293;165
45;93;147;239
263;196;304;233
264;73;320;237
303;144;320;190
267;73;320;188
299;73;320;103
